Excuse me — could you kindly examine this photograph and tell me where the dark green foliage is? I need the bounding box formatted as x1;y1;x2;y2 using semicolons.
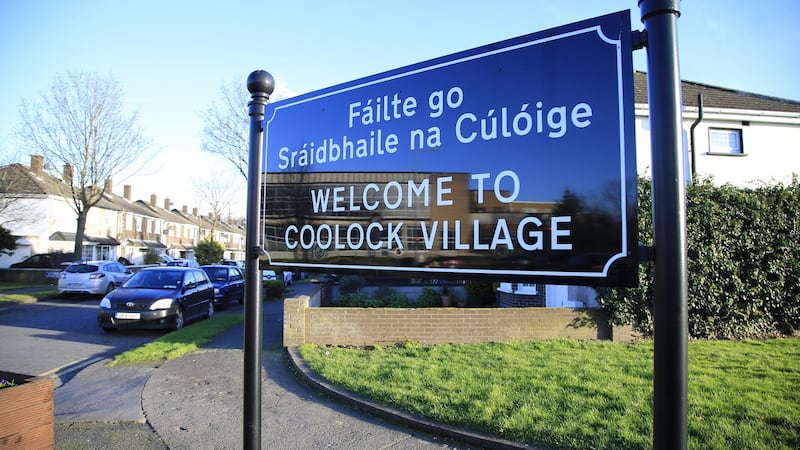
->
337;291;421;308
0;226;16;255
416;287;441;307
143;248;161;265
597;176;800;339
373;284;395;301
262;280;284;299
339;275;366;293
465;281;496;305
195;239;224;265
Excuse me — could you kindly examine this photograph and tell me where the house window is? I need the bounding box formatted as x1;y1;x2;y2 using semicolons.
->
708;128;743;155
98;245;111;260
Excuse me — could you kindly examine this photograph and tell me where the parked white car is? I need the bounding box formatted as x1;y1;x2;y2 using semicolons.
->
262;270;292;285
58;261;132;297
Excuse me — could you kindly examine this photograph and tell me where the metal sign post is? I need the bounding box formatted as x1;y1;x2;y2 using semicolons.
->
244;70;274;450
638;1;688;448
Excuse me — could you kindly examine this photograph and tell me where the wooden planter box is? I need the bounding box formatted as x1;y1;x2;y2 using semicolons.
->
0;371;54;449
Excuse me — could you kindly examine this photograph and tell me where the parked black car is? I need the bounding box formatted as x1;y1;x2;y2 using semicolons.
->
10;252;74;269
201;265;245;309
97;267;214;332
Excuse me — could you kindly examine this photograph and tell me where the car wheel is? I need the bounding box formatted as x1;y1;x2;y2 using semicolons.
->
105;282;115;294
206;301;215;319
173;308;185;330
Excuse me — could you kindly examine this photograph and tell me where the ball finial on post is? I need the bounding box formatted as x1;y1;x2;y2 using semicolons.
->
247;70;275;96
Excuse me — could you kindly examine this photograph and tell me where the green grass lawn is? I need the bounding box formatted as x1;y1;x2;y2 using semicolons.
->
110;313;243;366
0;283;59;302
299;339;800;450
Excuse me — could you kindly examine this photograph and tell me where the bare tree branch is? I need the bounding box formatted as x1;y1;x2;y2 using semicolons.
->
193;172;236;222
201;77;294;180
201;79;250;179
15;70;153;256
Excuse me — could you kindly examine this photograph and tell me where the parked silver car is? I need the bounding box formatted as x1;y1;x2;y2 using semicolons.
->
58;261;132;297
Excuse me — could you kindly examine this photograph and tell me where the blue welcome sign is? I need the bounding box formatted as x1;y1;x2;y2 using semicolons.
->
261;10;638;286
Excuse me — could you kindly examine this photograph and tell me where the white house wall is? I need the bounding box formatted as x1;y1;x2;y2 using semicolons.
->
85;205;119;239
634;107;800;186
0;195;74;265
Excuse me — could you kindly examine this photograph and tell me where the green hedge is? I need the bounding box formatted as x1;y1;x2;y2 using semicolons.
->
597;176;800;339
263;280;285;299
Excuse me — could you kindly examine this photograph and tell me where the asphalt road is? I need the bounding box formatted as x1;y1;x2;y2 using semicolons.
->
0;294;168;383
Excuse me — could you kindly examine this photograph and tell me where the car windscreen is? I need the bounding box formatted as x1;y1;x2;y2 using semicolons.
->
65;264;99;273
202;267;228;282
123;270;183;289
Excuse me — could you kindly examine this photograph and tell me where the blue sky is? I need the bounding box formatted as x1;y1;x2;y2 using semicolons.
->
1;0;798;216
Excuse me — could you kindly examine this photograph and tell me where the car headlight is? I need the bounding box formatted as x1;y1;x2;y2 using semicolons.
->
149;298;175;310
99;297;111;308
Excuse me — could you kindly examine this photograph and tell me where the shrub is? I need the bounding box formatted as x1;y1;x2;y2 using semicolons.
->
373;285;395;301
195;239;224;265
465;281;496;305
143;249;162;265
339;275;366;293
416;287;441;307
337;291;415;308
337;292;378;307
262;280;284;299
597;176;800;339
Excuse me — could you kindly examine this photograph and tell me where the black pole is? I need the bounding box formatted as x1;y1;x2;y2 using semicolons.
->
243;70;274;450
638;1;688;449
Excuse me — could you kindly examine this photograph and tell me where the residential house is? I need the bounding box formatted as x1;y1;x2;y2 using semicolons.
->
633;71;800;185
0;154;246;267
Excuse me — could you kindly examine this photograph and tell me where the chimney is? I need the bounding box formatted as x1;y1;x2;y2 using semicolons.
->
104;179;113;194
123;185;132;201
164;198;171;210
193;208;199;217
30;154;43;176
150;194;157;207
63;164;74;185
182;205;188;214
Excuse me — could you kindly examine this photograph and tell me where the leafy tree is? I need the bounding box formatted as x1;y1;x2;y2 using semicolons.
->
0;225;15;255
195;238;224;265
15;71;152;257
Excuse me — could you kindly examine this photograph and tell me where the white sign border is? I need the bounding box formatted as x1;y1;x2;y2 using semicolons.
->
263;19;632;280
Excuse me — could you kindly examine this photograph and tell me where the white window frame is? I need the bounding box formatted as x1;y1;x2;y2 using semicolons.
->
708;128;744;155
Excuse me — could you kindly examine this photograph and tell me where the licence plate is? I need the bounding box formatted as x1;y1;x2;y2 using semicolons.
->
115;312;140;320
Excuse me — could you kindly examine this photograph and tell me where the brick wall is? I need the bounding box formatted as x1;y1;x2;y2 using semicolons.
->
284;294;632;347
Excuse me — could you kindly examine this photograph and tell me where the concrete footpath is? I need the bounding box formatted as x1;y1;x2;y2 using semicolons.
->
53;286;532;450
